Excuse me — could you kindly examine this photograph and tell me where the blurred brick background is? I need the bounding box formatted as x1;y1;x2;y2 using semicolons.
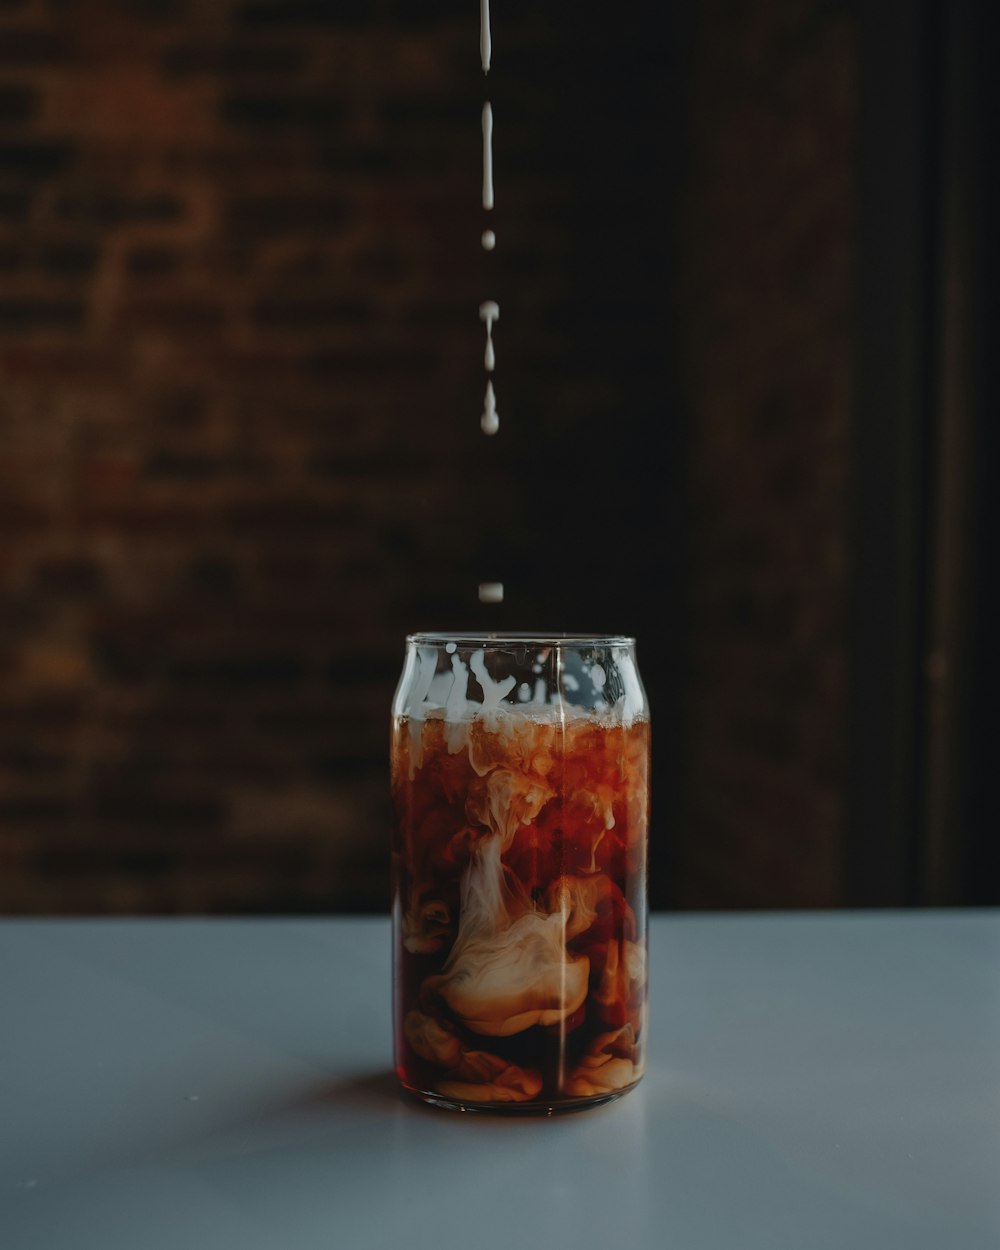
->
0;0;852;913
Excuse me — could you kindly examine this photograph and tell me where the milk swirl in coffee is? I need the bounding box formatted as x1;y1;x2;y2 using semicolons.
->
392;639;650;1109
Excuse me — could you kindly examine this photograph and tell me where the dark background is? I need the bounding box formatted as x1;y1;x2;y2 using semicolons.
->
0;0;994;913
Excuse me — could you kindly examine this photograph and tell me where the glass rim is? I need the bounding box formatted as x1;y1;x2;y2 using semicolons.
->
406;631;636;648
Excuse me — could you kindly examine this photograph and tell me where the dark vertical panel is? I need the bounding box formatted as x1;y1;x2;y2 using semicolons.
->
956;2;1000;904
845;0;938;905
921;0;979;903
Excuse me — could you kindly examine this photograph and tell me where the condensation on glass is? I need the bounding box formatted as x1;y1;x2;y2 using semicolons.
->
391;633;650;1113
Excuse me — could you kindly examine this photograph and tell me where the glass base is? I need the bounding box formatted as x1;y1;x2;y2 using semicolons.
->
399;1076;642;1116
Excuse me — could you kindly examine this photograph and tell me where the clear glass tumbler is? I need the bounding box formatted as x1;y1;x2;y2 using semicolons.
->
391;633;650;1113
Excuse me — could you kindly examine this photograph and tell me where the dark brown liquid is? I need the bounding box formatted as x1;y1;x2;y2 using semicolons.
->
392;713;648;1109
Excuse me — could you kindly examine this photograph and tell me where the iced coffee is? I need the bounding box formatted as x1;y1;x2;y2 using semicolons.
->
391;634;649;1112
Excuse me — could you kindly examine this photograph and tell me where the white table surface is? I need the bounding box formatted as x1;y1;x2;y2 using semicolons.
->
1;912;997;1250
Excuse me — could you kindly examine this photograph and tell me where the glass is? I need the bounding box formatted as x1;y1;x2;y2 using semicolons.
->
391;633;650;1113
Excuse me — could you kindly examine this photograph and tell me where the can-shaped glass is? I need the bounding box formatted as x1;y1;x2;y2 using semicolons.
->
391;633;650;1113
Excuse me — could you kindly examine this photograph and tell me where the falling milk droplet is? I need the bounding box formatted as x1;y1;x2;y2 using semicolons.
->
475;6;502;607
482;102;494;210
481;380;499;435
480;300;498;373
480;0;491;73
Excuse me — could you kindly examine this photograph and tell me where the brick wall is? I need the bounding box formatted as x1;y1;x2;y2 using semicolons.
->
0;0;682;912
0;0;854;913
